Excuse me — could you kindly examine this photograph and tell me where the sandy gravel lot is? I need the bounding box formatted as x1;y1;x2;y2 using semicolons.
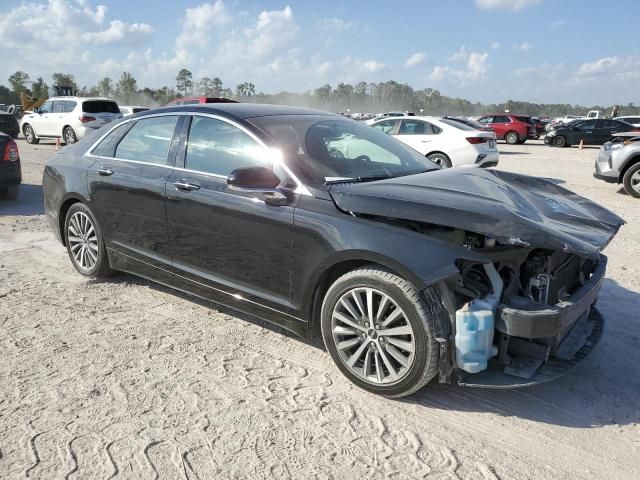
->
1;138;639;480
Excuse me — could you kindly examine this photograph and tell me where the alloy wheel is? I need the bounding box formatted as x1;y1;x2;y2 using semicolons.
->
64;128;76;144
330;287;415;385
67;211;98;271
631;170;640;194
25;126;34;142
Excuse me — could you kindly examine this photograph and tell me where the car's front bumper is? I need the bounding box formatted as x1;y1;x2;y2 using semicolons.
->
593;148;619;183
457;258;607;388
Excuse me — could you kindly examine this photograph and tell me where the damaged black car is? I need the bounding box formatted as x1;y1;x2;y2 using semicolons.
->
42;104;624;397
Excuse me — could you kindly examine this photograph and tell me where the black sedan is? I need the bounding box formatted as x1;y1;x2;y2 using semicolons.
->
0;133;21;199
42;104;623;397
545;118;638;147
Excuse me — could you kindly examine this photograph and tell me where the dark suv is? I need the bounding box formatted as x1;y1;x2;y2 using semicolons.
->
477;115;536;144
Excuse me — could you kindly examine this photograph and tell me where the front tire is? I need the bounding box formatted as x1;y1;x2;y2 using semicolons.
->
553;136;567;147
622;163;640;198
427;152;452;168
321;267;440;397
63;126;77;145
23;124;39;144
0;185;19;200
505;131;519;145
64;203;114;277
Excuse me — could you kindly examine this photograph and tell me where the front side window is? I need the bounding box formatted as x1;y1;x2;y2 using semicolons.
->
185;116;268;176
493;115;511;123
115;116;178;164
39;101;52;114
251;115;438;186
576;120;596;130
92;122;135;157
478;116;493;124
372;120;397;134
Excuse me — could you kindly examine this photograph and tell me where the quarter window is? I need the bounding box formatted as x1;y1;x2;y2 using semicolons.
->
185;116;268;176
115;116;178;165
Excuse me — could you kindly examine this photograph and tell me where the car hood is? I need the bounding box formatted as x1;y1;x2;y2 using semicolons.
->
329;168;624;259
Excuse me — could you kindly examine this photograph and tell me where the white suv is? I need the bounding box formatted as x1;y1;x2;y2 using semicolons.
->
21;97;122;145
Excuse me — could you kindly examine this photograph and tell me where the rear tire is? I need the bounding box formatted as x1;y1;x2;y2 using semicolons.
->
427;152;452;168
622;162;640;198
321;266;440;398
63;126;77;145
505;131;519;145
0;185;19;200
64;203;114;277
23;124;39;144
553;136;567;148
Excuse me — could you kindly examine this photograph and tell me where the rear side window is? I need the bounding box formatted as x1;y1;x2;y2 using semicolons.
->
82;101;120;114
64;101;77;113
91;122;135;157
52;102;65;113
399;120;430;135
115;116;179;165
185;116;267;176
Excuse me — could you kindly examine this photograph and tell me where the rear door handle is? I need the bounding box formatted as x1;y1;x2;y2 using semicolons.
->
174;181;201;192
97;168;115;176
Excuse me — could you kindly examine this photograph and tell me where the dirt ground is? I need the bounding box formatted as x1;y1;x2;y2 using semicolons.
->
1;138;639;480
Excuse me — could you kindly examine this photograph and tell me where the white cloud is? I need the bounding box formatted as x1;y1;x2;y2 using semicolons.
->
491;42;500;49
514;62;565;80
550;20;567;28
404;52;426;68
357;59;386;72
475;0;542;11
430;48;489;84
576;56;619;76
83;20;154;45
514;42;532;51
176;1;229;50
316;17;361;32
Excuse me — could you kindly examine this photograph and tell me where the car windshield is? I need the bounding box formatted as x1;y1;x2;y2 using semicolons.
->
250;115;439;186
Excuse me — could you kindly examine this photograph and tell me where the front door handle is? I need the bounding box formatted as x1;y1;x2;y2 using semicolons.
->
174;181;201;192
97;168;115;176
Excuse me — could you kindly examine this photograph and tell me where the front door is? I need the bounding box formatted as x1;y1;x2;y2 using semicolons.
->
166;114;295;311
87;114;183;268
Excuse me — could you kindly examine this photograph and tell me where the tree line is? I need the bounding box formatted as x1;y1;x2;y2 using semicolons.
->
2;68;638;118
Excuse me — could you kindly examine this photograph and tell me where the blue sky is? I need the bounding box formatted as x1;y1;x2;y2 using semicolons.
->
1;0;639;105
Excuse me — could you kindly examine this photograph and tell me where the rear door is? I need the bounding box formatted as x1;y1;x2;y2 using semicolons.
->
394;119;438;154
87;114;183;267
166;113;295;311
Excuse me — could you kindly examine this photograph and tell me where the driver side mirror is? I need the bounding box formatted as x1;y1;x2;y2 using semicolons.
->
227;166;289;206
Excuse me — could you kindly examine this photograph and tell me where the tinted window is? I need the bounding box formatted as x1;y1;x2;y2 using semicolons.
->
493;115;511;123
600;120;618;129
115;116;178;164
515;116;532;123
372;120;396;134
132;108;149;113
92;122;135;157
399;120;430;135
576;120;596;129
52;101;65;113
82;101;120;114
64;101;77;113
440;118;480;131
185;116;267;176
40;101;52;114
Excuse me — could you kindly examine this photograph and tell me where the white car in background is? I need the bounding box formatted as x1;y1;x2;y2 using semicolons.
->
119;105;150;116
368;116;498;168
20;97;122;145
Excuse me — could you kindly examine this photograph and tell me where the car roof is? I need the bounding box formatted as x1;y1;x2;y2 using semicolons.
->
148;103;337;120
46;96;115;102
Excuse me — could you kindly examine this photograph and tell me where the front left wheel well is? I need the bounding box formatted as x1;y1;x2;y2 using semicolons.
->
309;260;403;339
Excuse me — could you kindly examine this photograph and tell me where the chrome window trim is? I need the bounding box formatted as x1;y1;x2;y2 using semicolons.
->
85;110;312;197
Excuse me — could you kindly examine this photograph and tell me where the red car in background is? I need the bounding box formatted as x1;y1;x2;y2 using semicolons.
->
165;97;238;106
477;114;536;144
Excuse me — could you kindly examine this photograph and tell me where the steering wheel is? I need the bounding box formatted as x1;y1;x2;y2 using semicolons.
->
354;154;372;163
